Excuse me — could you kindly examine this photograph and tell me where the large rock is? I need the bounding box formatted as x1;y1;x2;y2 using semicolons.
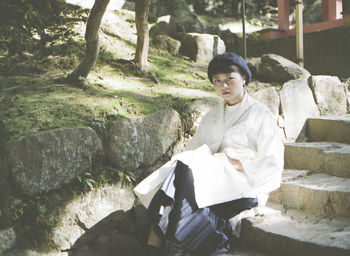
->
6;128;103;196
149;21;172;38
170;97;221;155
52;184;135;251
258;54;311;83
183;97;221;135
217;29;241;56
280;78;320;140
121;1;135;11
246;57;261;78
169;12;205;34
0;227;16;253
152;35;181;55
180;33;225;63
68;206;146;256
100;10;137;45
69;233;143;256
106;109;182;171
249;87;286;141
250;87;280;116
308;76;347;115
245;80;271;93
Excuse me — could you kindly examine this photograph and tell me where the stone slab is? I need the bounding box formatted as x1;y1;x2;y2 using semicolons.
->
6;127;103;196
284;142;350;178
52;184;135;251
280;78;319;140
308;76;347;116
258;54;311;83
220;247;269;256
179;33;225;63
240;206;350;256
306;117;350;144
250;87;280;117
106;109;182;171
274;170;350;217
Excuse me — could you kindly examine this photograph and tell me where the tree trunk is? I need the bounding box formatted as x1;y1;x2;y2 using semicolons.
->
67;0;110;82
135;0;150;73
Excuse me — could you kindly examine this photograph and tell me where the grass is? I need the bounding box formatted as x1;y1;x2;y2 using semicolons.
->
0;9;215;140
0;52;213;139
148;52;210;88
0;76;174;137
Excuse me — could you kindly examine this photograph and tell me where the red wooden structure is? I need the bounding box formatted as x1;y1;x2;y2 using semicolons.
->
261;0;350;40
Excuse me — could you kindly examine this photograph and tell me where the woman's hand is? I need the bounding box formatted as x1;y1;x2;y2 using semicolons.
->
214;153;244;172
226;158;244;172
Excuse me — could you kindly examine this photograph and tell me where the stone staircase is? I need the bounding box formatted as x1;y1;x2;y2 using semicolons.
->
236;117;350;256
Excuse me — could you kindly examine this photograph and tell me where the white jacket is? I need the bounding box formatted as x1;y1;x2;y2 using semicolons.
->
134;93;284;209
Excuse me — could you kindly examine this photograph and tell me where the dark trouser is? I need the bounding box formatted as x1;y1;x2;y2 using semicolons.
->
145;161;258;256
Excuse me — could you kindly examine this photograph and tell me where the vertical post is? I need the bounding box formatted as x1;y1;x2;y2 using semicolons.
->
278;0;290;30
322;0;343;21
296;0;304;67
242;0;246;59
322;0;330;21
213;36;218;58
344;0;350;25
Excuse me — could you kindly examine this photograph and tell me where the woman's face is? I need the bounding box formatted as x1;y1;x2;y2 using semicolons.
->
212;71;246;106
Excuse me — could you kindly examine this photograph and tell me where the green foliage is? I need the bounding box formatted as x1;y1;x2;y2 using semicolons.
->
0;1;86;76
76;171;96;191
11;195;58;250
148;51;211;91
12;202;27;222
0;0;65;55
117;170;136;185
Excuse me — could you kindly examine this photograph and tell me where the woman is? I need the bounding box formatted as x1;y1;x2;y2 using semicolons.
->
134;52;284;256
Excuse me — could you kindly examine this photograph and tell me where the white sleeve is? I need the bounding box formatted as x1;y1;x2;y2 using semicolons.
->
240;112;284;194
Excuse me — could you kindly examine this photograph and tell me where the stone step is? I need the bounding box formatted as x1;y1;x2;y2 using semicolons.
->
220;247;269;256
302;116;350;144
284;142;350;178
239;205;350;256
269;170;350;217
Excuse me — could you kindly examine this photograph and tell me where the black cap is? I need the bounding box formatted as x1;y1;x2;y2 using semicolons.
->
207;52;252;85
